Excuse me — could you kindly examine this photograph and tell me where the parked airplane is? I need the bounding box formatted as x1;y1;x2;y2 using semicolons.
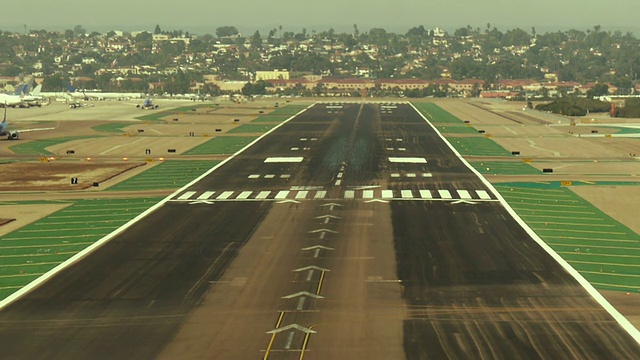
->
136;98;159;109
20;84;46;107
0;103;55;139
0;84;28;108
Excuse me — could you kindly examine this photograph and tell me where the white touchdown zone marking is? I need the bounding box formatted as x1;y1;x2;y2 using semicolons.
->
389;157;427;164
264;157;304;163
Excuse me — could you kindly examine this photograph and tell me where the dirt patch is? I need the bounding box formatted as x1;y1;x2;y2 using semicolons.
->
570;186;640;234
0;161;143;191
599;290;640;330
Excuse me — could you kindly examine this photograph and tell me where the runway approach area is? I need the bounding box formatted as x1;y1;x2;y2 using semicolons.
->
0;102;638;359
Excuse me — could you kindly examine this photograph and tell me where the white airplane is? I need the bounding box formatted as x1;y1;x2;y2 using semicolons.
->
0;84;27;108
0;102;56;139
136;98;159;109
20;84;46;107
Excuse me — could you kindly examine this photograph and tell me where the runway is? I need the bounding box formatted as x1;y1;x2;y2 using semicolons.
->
0;102;638;359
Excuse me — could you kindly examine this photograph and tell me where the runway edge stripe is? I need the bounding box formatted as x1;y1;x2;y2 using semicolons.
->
408;101;640;345
0;103;314;311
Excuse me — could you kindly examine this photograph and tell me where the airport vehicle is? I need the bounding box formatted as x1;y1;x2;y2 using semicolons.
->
137;98;159;109
0;102;55;139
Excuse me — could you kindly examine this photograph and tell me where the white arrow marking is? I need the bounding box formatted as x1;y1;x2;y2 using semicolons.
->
188;200;216;205
308;229;338;234
266;324;317;334
352;185;381;190
277;199;301;204
320;203;342;208
451;199;479;205
294;265;330;272
315;215;341;220
282;291;324;299
365;199;389;203
301;245;335;251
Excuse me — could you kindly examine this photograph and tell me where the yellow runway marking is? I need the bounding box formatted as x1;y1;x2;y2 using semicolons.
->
264;311;285;360
316;271;325;295
299;332;311;360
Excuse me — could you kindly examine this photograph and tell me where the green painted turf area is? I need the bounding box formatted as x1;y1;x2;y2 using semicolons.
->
471;161;540;175
435;125;478;134
448;137;513;156
106;160;219;191
182;136;257;156
0;197;162;300
251;114;291;123
92;122;132;133
270;105;308;115
9;136;100;156
227;124;277;134
412;102;465;124
495;183;640;293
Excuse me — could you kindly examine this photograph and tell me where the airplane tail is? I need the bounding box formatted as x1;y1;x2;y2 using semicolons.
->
31;84;42;95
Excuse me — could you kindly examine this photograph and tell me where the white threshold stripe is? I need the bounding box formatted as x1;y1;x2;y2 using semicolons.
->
256;191;271;200
438;190;452;199
237;191;252;200
217;191;234;200
264;157;304;163
363;190;374;199
419;190;432;199
177;191;196;200
476;190;491;200
457;190;472;200
401;190;413;199
275;191;289;200
295;191;308;199
197;191;216;200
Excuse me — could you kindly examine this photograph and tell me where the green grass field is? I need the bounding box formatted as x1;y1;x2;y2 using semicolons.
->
9;136;100;156
0;197;162;300
251;114;291;123
435;125;478;134
471;161;541;175
182;136;257;156
412;102;465;124
447;137;513;156
270;104;308;115
106;160;219;191
92;122;133;133
227;124;277;134
496;183;640;293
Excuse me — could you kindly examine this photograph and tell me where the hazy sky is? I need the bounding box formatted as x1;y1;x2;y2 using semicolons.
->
5;0;640;34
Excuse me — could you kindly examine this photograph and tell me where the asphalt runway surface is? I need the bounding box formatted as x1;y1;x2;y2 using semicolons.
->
0;103;638;359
